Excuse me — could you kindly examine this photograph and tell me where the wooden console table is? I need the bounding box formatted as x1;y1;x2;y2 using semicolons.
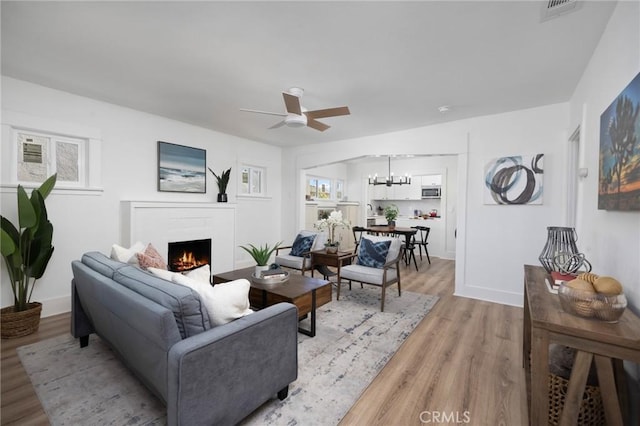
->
523;265;640;426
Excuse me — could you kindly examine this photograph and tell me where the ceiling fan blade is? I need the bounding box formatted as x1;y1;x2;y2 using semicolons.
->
283;92;302;115
239;108;287;117
305;106;350;119
269;120;286;129
307;118;330;132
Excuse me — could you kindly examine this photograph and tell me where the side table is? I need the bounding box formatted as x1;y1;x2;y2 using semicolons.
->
523;265;640;426
310;249;353;300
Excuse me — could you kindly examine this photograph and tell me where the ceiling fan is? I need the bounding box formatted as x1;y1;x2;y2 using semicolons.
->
240;87;350;132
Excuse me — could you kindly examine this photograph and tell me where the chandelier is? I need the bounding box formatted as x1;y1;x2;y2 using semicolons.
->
368;156;411;186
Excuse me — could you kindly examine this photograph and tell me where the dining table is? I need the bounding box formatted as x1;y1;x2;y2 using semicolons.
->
363;225;417;266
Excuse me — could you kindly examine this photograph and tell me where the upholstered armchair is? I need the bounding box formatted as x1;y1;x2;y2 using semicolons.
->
275;230;327;275
338;234;402;311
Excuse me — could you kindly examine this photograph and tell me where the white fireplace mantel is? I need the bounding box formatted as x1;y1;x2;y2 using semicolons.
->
121;201;236;273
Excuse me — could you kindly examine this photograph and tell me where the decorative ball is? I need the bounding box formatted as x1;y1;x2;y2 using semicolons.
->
593;276;623;295
553;252;592;275
565;278;596;293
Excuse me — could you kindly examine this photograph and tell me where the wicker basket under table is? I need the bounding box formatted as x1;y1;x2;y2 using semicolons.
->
548;372;605;426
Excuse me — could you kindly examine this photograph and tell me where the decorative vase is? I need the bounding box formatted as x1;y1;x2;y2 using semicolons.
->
1;302;42;339
325;243;339;254
538;226;580;273
217;193;228;203
255;264;270;277
387;220;396;228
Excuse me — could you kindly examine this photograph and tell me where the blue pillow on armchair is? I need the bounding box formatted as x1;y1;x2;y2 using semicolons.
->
357;238;391;268
289;234;316;257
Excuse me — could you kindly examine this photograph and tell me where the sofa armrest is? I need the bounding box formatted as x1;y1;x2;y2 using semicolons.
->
70;278;95;346
167;302;298;426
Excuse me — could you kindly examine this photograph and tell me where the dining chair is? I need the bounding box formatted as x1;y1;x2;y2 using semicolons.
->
412;226;431;264
396;230;418;271
352;226;367;253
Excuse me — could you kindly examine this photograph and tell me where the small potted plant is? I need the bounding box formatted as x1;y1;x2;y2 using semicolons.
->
1;174;57;338
384;204;399;228
208;167;231;202
239;242;282;276
314;210;350;254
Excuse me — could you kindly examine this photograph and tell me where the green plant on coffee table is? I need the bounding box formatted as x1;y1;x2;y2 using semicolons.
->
0;174;57;311
239;242;282;266
384;204;400;223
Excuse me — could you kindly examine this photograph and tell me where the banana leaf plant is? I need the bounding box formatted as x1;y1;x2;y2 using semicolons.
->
1;174;56;311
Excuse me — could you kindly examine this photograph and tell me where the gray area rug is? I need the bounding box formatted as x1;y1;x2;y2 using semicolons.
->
18;287;438;426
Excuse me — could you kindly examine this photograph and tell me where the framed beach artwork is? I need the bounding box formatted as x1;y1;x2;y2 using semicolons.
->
157;141;206;193
484;154;544;205
598;71;640;211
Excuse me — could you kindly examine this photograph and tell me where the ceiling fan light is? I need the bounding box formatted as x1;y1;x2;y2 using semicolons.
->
285;114;307;128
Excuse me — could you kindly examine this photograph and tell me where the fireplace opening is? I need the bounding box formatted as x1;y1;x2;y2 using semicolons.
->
167;238;211;272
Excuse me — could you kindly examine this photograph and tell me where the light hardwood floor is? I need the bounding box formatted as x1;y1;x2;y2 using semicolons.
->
1;257;528;425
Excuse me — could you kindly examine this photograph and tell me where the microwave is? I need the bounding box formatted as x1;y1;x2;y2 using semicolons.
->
421;186;441;199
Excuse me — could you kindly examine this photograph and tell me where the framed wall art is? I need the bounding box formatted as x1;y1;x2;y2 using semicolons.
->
598;71;640;211
484;154;544;205
157;141;206;193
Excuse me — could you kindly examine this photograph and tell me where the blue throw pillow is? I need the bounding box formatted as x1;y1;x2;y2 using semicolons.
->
357;238;391;268
289;234;316;257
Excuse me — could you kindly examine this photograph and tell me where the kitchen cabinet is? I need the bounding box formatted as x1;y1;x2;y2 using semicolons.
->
305;204;318;231
336;203;359;251
421;174;442;186
371;180;421;200
372;184;389;200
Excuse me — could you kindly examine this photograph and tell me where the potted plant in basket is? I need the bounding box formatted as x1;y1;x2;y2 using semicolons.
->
384;204;399;228
208;167;231;202
314;210;350;254
239;242;282;276
0;174;57;338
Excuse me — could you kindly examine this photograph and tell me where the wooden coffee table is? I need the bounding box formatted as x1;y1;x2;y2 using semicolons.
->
213;267;331;337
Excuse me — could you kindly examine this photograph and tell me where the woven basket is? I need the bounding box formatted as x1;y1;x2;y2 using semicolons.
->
548;372;605;425
1;302;42;339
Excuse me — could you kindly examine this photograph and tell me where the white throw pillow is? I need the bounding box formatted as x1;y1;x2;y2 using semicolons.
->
184;264;211;284
110;241;146;264
172;274;253;326
147;267;179;282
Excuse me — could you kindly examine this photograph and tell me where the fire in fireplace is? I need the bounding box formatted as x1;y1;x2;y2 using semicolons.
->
167;238;211;272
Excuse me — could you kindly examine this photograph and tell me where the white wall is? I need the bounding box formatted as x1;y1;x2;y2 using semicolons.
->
1;77;283;316
568;3;640;410
569;0;640;316
282;103;568;306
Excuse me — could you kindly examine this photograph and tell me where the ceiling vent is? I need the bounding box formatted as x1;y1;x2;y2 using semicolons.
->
541;0;579;21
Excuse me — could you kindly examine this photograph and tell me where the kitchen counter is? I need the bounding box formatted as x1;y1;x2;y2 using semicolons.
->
368;215;441;220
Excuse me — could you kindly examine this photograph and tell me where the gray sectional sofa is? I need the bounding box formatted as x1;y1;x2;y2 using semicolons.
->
71;252;298;426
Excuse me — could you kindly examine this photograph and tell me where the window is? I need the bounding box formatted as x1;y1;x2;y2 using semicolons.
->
307;176;343;200
240;165;265;196
1;111;102;194
15;130;86;187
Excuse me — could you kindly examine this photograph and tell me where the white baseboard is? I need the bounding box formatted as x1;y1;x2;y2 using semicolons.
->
40;295;71;317
454;284;524;308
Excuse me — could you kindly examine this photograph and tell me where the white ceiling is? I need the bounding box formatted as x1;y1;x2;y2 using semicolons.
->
1;1;616;147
